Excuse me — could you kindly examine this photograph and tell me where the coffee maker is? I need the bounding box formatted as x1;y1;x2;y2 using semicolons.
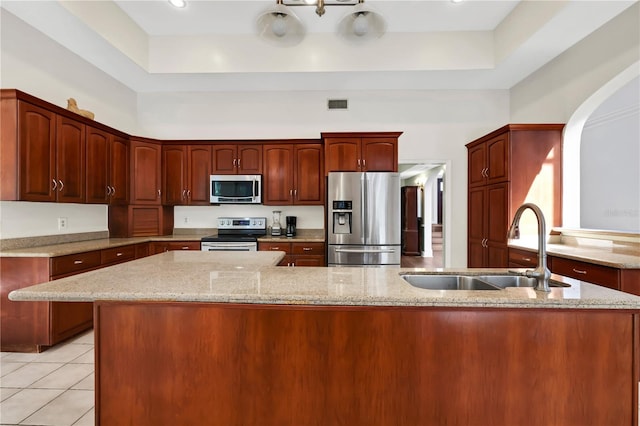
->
286;216;297;237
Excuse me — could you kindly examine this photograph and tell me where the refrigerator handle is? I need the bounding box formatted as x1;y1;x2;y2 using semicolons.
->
361;175;367;244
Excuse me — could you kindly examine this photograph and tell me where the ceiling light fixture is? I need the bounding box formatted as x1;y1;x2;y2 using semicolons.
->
168;0;186;8
256;0;385;46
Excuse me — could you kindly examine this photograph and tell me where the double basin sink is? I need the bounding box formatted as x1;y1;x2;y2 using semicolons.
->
401;274;569;291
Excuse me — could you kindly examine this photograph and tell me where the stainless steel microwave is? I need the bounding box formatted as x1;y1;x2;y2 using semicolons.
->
210;175;262;204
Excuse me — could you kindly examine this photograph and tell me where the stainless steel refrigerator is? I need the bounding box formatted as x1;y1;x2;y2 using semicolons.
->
327;172;401;266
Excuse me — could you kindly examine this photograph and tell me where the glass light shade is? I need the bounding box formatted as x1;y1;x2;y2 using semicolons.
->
168;0;186;8
353;13;368;36
271;15;288;37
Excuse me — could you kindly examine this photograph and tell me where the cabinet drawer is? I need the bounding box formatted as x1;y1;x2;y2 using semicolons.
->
259;242;292;254
51;251;101;276
551;257;620;289
291;242;325;256
508;248;538;268
101;245;136;266
166;242;200;251
292;256;326;267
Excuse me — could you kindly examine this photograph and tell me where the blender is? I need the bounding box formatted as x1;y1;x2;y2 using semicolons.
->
271;210;282;236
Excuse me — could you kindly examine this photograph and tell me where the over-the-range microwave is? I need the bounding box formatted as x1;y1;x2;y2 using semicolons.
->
210;174;262;204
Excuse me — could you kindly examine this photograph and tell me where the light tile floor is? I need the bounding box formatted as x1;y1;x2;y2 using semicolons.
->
0;330;94;426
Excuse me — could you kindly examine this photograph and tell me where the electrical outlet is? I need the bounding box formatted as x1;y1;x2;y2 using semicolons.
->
184;217;189;223
57;217;68;230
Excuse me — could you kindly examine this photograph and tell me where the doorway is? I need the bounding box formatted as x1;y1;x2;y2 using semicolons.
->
398;162;446;269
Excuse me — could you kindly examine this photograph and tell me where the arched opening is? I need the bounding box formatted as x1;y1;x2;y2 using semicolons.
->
563;62;639;231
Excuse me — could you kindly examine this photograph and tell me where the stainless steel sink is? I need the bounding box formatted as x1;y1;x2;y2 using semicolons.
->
477;275;570;288
401;275;502;290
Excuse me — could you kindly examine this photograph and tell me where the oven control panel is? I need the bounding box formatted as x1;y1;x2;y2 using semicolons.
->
217;217;267;230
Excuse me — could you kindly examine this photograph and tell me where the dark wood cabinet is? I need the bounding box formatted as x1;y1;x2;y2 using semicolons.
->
467;124;564;268
259;241;325;266
130;139;162;205
323;132;401;174
55;115;86;203
401;186;420;255
263;143;324;205
17;101;57;202
86;128;129;205
508;247;538;268
149;241;200;254
212;144;262;174
163;145;211;205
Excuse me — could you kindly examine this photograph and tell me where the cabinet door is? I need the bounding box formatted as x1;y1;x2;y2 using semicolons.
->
211;145;236;174
361;138;397;172
162;145;187;205
294;144;324;205
55;116;85;203
263;145;293;205
486;134;509;184
131;141;161;204
467;187;486;267
237;145;262;174
109;136;129;205
467;143;486;188
85;126;110;204
188;145;211;205
324;138;360;173
486;183;509;267
18;101;56;202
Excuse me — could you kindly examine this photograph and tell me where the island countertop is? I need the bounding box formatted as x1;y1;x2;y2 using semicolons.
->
8;251;640;310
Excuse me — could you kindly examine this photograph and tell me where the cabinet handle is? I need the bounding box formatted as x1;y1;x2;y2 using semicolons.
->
362;159;366;168
572;268;588;275
181;246;190;250
237;158;240;168
303;247;312;251
157;189;161;198
58;180;64;192
116;252;123;257
182;189;187;200
73;260;83;265
106;186;112;196
522;257;532;262
111;186;116;197
357;159;361;168
187;190;191;198
294;189;297;199
271;247;280;250
52;179;57;191
290;189;293;197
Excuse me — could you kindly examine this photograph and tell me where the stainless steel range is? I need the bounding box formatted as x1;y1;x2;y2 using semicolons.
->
201;217;267;252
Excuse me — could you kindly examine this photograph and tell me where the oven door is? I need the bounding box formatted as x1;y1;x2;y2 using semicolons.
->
201;242;257;252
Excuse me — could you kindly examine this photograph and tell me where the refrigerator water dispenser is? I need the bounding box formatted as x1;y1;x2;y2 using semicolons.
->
332;200;352;234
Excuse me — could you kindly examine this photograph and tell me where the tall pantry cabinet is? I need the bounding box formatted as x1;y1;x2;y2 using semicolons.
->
466;124;564;268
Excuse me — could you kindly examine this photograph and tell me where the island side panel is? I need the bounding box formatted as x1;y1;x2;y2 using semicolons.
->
95;302;638;426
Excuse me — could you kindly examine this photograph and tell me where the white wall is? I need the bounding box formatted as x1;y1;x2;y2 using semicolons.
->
0;10;138;240
580;77;640;232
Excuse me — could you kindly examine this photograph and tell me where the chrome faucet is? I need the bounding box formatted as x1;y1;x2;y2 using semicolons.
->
507;203;551;292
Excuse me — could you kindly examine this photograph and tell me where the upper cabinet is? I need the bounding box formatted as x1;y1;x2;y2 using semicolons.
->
162;144;211;205
211;144;262;175
322;132;401;174
466;124;564;268
263;142;324;205
86;128;129;205
130;138;162;205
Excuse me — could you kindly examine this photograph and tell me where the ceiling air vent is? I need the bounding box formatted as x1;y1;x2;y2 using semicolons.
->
327;99;348;110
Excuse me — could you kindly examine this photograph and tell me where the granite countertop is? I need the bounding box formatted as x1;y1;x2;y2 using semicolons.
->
0;229;326;258
9;251;640;310
509;240;640;269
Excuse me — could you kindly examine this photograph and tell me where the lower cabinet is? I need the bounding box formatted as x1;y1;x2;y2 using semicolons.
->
508;247;539;268
1;243;144;352
259;242;326;266
149;241;200;254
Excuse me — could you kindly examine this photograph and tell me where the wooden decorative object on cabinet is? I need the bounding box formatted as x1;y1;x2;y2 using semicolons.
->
401;186;420;256
262;142;324;205
322;132;401;174
466;124;564;268
258;241;325;266
162;144;211;205
211;144;262;175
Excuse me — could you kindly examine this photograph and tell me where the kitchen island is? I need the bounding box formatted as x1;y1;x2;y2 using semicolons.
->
10;251;640;426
